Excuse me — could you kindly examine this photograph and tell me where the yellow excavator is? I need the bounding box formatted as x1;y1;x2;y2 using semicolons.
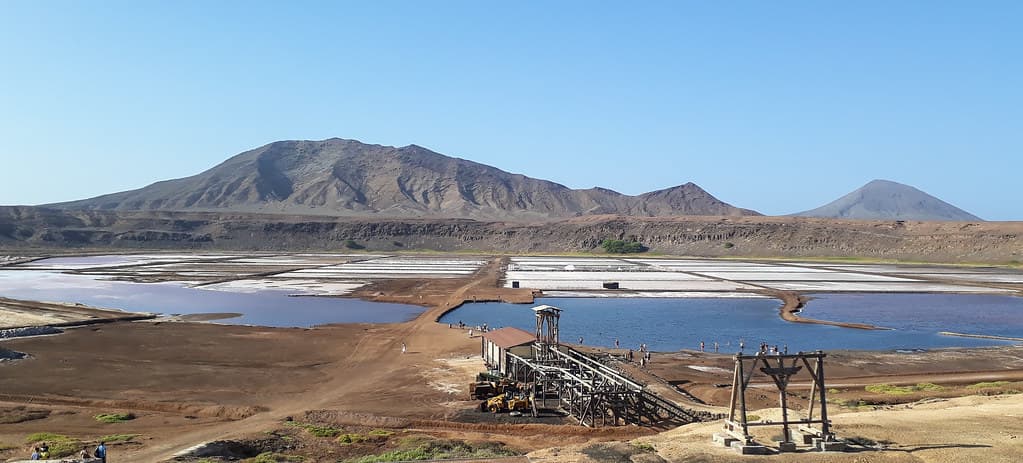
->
481;392;532;413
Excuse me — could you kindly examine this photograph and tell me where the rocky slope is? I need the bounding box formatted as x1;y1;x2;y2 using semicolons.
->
794;179;982;221
1;207;1018;264
47;139;757;220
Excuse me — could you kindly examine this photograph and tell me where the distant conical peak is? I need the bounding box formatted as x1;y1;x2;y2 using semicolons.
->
794;179;981;221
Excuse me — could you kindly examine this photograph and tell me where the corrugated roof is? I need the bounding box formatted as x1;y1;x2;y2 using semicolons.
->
483;327;536;348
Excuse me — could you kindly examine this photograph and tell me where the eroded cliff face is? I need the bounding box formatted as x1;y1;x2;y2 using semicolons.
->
0;207;1019;264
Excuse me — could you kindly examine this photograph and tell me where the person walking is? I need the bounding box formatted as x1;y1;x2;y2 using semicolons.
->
614;338;619;349
401;342;407;354
94;441;107;463
714;342;719;353
700;341;705;352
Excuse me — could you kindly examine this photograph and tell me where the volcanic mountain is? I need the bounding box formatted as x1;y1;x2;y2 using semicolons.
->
49;138;758;220
793;179;982;221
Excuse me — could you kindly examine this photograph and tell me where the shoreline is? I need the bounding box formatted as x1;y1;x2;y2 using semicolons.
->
767;290;886;330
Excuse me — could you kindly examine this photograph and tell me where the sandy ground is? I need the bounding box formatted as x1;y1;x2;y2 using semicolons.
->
528;393;1023;462
0;297;153;329
0;257;1020;462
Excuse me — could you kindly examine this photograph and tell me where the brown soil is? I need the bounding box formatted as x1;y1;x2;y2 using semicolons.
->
0;257;1020;462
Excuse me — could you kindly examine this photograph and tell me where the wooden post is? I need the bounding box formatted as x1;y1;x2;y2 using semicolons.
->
736;355;751;440
816;353;831;436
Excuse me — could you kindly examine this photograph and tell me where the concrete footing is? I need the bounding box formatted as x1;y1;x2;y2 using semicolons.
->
730;441;771;455
815;439;846;452
712;433;739;447
777;441;798;452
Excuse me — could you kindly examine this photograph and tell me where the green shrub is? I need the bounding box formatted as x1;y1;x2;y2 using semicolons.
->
864;383;944;395
251;452;305;463
368;429;393;437
337;433;368;444
24;432;82;458
284;421;343;438
601;239;647;254
966;381;1011;389
94;412;136;423
99;433;139;443
723;242;735;248
344;239;365;250
346;438;518;463
632;442;655;452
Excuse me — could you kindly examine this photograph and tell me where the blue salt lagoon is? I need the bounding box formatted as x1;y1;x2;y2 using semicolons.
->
2;264;1021;350
440;295;1023;352
0;271;423;327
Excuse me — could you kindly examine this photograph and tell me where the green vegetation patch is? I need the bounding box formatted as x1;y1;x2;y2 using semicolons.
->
345;438;518;463
250;452;305;463
337;433;368;445
368;430;393;437
632;442;655;452
99;433;140;443
865;383;944;395
601;239;647;254
24;432;82;458
966;381;1011;389
94;412;136;423
284;421;343;438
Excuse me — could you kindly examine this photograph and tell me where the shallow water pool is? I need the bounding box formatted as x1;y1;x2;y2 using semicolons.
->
440;295;1023;352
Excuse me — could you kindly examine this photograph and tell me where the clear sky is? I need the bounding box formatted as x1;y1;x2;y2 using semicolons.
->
2;1;1020;220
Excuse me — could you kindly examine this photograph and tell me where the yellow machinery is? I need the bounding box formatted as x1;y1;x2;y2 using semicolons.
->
481;393;532;413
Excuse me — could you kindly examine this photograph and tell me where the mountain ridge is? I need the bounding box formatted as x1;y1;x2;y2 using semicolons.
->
47;138;759;220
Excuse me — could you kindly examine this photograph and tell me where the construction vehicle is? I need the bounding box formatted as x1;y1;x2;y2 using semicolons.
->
469;378;519;400
480;392;532;413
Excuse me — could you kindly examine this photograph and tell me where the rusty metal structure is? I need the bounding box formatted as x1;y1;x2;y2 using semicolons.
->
498;305;707;427
718;351;844;453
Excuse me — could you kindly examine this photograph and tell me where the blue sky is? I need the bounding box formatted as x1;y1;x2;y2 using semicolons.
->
2;1;1019;219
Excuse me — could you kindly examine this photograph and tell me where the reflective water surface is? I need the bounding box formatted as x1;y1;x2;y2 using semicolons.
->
440;295;1023;352
0;271;423;327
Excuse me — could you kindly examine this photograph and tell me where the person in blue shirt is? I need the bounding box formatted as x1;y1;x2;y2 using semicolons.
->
94;441;107;462
29;447;40;460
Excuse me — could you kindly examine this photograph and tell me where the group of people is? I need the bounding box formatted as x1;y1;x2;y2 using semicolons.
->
623;342;654;367
757;342;788;355
30;441;105;461
451;320;490;338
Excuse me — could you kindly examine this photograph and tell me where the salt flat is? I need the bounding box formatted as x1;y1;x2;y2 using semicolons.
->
200;279;365;295
505;271;713;281
699;271;917;282
753;281;1015;292
542;290;771;298
504;256;1018;294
